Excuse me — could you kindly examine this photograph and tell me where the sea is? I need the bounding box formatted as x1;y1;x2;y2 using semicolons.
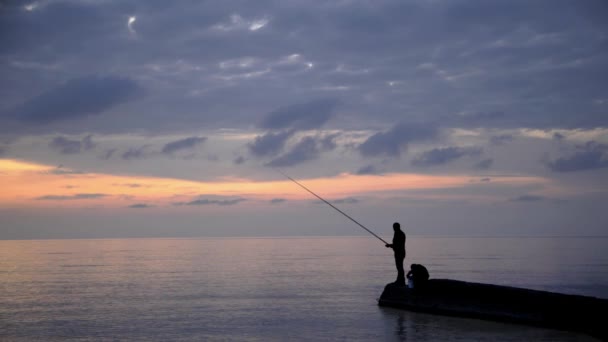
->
1;236;607;341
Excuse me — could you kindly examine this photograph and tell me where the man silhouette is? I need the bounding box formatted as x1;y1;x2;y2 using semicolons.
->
385;222;406;286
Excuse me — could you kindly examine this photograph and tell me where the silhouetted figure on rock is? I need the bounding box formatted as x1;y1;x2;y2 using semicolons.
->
385;222;406;286
407;264;429;289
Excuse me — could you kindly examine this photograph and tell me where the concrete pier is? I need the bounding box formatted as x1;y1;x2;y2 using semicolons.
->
378;279;608;340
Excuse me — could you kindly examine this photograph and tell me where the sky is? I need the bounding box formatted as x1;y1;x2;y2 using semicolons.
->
1;0;607;239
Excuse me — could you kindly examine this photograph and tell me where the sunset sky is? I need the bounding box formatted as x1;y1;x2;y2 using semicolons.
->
1;0;607;239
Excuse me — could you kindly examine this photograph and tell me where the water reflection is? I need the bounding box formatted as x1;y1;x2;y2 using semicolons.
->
380;306;597;341
1;237;606;341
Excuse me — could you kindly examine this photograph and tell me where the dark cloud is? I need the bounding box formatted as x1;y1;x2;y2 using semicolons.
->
332;197;359;204
2;1;608;136
48;135;95;154
250;126;334;167
480;177;492;182
270;198;286;204
46;166;86;175
259;98;339;131
490;134;514;146
1;1;608;239
0;145;7;156
477;110;607;131
547;141;608;172
114;183;143;188
510;194;545;202
0;1;125;54
358;123;438;158
455;112;507;128
233;156;246;164
13;76;141;123
475;158;494;170
49;136;80;154
100;148;117;160
412;146;483;167
356;164;381;175
122;146;149;160
320;133;340;150
128;203;153;209
83;135;95;150
265;135;336;167
162;136;207;154
248;130;294;157
35;193;107;200
553;132;566;141
173;197;246;206
312;197;359;205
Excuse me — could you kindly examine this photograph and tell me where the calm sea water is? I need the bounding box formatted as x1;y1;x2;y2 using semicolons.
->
1;236;607;341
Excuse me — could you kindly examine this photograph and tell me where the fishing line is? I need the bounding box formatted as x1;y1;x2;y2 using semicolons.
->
275;168;389;245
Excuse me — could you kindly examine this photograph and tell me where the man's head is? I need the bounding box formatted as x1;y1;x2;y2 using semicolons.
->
393;222;400;231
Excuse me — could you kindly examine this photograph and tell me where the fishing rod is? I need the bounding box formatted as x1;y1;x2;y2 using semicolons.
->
275;169;389;245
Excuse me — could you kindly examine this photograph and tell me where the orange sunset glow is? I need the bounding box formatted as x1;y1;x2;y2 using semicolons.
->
1;158;549;208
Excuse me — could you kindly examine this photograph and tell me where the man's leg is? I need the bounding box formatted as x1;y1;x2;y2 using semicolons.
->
395;254;405;285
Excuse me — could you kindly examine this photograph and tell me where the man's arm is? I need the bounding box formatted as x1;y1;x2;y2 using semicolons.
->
385;243;393;248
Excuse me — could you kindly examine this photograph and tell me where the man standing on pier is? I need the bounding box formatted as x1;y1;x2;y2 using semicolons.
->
386;222;406;286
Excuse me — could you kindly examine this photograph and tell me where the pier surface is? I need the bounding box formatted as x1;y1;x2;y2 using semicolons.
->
378;279;608;340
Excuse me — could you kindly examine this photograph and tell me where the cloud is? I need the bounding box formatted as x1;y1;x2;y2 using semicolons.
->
480;177;491;182
475;158;494;170
233;156;245;164
553;132;566;141
122;146;149;160
128;203;153;209
48;135;95;154
49;137;80;154
547;141;608;172
114;183;143;188
2;1;608;239
13;76;141;123
46;165;86;175
213;14;270;32
127;16;137;35
2;1;608;137
162;136;207;154
332;197;359;204
259;98;339;131
265;135;336;167
248;130;295;157
455;111;507;128
358;123;438;158
265;136;318;167
100;148;117;160
312;197;359;205
83;135;95;149
320;133;340;150
35;193;107;200
412;146;483;167
173;197;246;206
270;198;286;204
490;134;514;146
510;194;545;202
356;164;381;175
